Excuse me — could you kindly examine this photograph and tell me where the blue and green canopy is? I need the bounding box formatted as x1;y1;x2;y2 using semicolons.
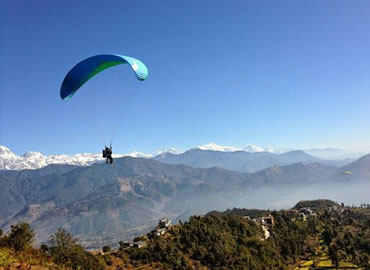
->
60;54;148;100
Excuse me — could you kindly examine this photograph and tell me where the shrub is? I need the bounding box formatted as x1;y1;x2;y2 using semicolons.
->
0;250;14;267
102;245;111;253
47;228;105;270
5;223;35;251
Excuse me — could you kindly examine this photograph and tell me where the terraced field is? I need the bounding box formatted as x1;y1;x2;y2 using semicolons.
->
295;234;364;270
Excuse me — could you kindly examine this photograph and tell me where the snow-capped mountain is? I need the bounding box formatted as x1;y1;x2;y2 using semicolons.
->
0;144;289;170
2;143;358;171
196;142;289;154
0;146;182;170
0;146;106;170
155;147;183;156
197;143;242;152
125;151;153;159
243;144;265;153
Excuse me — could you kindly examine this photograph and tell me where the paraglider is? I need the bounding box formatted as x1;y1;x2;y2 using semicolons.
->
342;171;352;181
102;145;113;164
60;54;148;164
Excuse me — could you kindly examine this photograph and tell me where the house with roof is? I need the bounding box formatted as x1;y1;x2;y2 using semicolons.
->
159;218;172;229
253;214;275;227
149;218;172;238
133;241;147;248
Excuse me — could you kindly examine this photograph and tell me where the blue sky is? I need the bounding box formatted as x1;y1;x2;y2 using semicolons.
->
1;0;370;155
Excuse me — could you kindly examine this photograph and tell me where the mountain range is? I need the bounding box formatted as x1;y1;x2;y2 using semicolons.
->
1;149;369;248
153;148;355;172
0;144;357;171
0;145;179;170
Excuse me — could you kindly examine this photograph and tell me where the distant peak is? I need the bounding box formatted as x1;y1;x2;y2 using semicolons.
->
243;144;265;153
356;153;370;163
0;145;12;154
196;142;289;154
125;151;152;158
22;151;44;158
197;143;241;152
155;147;183;156
284;150;306;154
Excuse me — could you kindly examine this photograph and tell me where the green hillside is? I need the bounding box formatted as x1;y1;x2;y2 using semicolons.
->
1;200;369;270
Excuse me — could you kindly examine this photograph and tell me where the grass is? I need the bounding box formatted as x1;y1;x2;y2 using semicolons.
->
296;254;365;269
340;261;358;267
0;247;60;270
0;248;15;267
300;260;313;267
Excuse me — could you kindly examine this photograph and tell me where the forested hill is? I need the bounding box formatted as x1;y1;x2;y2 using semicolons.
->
113;203;370;270
206;208;271;218
293;199;339;210
1;200;369;270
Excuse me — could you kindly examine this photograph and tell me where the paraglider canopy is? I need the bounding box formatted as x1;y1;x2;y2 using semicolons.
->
342;170;352;181
60;54;148;100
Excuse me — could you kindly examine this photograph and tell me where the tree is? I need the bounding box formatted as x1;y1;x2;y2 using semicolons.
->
322;226;333;246
48;228;78;264
359;254;370;268
329;245;339;269
119;241;125;252
0;228;3;247
6;223;35;251
102;246;111;253
40;244;49;253
47;228;105;270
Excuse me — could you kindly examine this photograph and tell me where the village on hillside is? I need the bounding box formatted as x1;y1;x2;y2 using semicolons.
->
118;218;172;250
117;203;356;250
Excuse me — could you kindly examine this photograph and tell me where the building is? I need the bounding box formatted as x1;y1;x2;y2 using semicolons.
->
329;205;341;212
300;207;311;213
253;214;275;227
159;218;172;229
299;207;317;218
149;218;172;238
297;212;307;221
120;242;133;248
263;215;275;227
133;241;147;248
152;227;166;237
